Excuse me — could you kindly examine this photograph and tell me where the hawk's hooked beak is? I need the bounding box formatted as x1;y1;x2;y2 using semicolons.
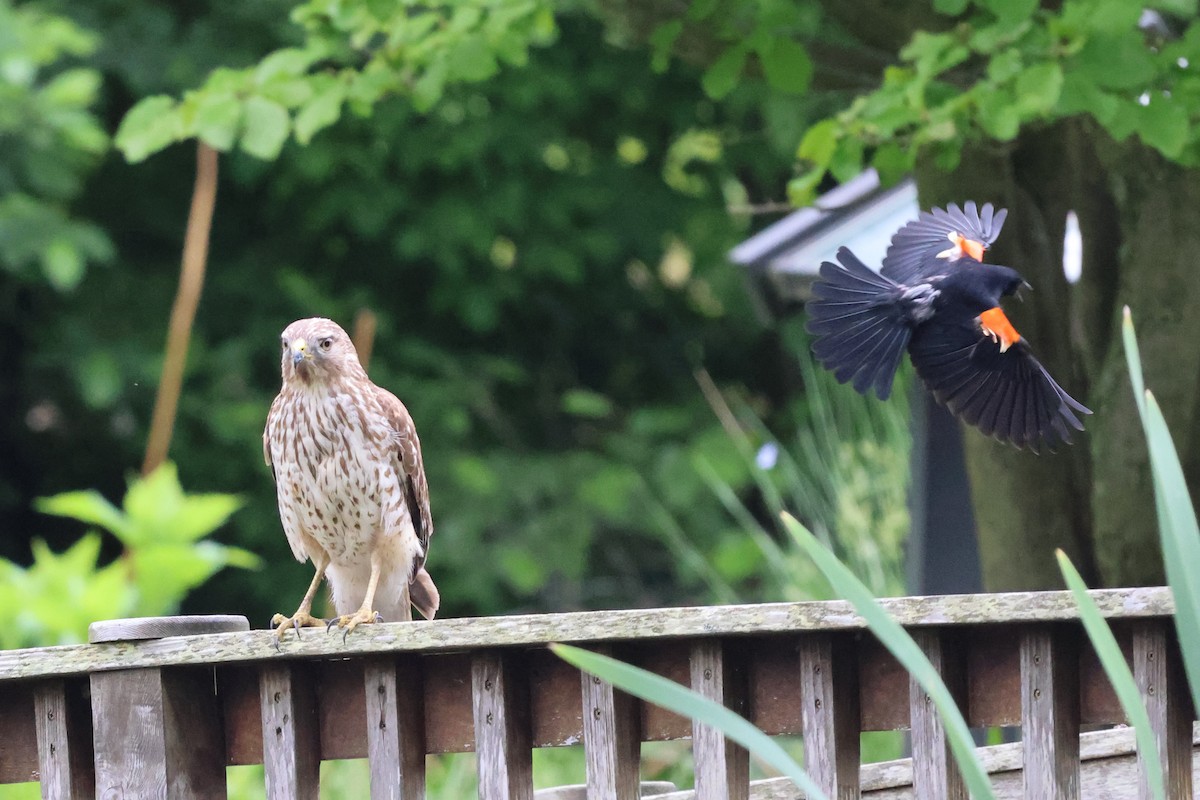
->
290;338;310;366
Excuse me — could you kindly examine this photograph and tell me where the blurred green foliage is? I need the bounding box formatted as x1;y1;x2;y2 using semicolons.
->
0;463;252;649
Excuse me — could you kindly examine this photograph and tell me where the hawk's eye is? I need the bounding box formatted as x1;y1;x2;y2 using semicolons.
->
281;339;288;350
319;337;333;352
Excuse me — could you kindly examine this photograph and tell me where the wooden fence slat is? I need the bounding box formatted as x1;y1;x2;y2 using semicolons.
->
800;633;860;800
34;679;93;799
910;630;967;800
1133;620;1193;800
259;663;319;800
1021;625;1079;799
472;650;533;800
91;667;226;799
364;657;426;800
581;645;640;800
690;640;749;800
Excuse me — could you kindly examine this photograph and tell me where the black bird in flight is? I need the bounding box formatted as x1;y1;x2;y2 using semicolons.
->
805;201;1090;451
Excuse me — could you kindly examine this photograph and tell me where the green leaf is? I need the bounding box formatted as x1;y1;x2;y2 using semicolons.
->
983;0;1038;25
976;88;1021;140
40;68;101;107
114;95;181;163
1057;71;1120;125
35;490;130;538
759;40;812;94
192;92;243;152
649;20;683;72
871;142;915;184
934;0;970;14
1073;31;1157;90
1123;308;1200;714
561;388;614;418
1014;62;1064;114
701;43;749;100
240;96;291;159
552;644;830;800
1137;96;1190;159
783;513;997;800
797;119;839;166
1056;551;1166;800
829;136;865;184
787;168;825;207
294;79;346;145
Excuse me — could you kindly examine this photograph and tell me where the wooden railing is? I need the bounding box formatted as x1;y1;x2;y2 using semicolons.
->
0;586;1190;798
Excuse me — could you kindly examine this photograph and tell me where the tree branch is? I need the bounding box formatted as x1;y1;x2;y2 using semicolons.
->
141;142;219;476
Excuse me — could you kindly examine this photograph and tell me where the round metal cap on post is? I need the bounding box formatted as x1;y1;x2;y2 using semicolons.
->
88;614;249;643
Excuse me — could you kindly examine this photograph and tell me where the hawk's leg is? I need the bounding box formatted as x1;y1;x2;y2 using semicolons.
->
327;550;385;642
271;555;330;642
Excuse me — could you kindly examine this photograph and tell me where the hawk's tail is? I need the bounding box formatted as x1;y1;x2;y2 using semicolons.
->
409;567;440;620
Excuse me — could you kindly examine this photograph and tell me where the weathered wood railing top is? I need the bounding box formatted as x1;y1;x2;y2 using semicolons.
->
7;586;1193;799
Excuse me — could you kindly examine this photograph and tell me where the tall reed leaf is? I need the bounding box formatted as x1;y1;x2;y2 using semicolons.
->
1056;550;1165;800
782;512;996;800
550;643;829;800
1122;307;1200;712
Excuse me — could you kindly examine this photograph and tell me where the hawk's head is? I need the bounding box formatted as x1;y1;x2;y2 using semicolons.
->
279;317;364;386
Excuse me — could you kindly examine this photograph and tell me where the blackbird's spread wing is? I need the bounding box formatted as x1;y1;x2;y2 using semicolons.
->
908;317;1090;452
882;202;1008;284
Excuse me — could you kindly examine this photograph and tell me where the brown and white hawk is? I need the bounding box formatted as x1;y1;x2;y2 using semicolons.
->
264;317;438;641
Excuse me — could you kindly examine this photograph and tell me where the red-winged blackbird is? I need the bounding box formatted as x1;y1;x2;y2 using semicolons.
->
805;201;1090;452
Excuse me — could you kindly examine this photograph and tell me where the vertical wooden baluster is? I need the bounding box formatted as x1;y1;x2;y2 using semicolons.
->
799;634;860;800
34;679;94;799
690;640;749;800
364;657;426;800
910;629;968;800
472;650;533;800
91;668;227;799
1133;620;1193;800
1020;625;1079;799
581;645;640;800
260;662;320;800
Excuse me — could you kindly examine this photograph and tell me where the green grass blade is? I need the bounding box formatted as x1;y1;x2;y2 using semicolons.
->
1122;309;1200;712
1142;390;1200;711
551;643;829;800
782;512;996;800
1056;550;1165;800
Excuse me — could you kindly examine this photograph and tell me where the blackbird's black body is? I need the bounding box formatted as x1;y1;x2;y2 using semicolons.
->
806;202;1090;452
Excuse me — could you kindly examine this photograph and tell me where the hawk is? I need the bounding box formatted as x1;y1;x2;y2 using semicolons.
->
264;317;439;641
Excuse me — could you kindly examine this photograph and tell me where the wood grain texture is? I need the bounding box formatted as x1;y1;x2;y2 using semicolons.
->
364;657;426;800
472;650;533;800
91;667;226;799
0;588;1172;681
34;679;93;799
259;662;319;800
800;634;860;800
908;630;967;800
1020;626;1079;799
580;645;640;800
653;724;1200;799
1133;620;1193;800
690;639;749;800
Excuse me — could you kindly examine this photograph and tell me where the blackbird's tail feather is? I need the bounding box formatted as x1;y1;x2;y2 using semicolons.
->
806;248;913;400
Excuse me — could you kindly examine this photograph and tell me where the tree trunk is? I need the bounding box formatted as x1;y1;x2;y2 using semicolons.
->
916;119;1200;589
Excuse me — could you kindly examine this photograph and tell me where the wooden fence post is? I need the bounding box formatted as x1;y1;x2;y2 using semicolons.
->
259;662;320;800
909;629;968;800
800;633;860;800
34;679;94;800
88;615;246;800
472;650;533;800
1021;625;1080;799
690;639;749;800
1133;620;1193;800
364;656;426;800
580;645;641;800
